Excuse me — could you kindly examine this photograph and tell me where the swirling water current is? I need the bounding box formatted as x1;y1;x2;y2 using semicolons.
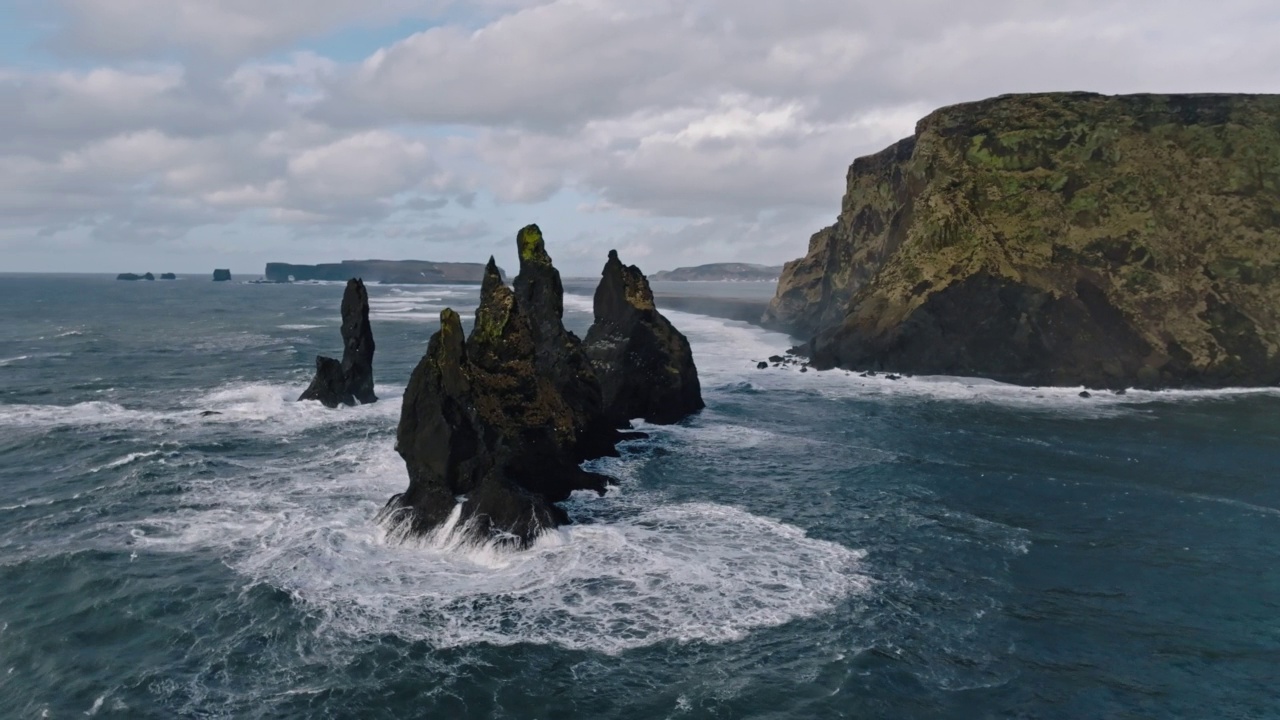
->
0;274;1278;719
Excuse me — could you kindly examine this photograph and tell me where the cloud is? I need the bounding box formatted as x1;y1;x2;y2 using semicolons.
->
40;0;441;61
4;0;1280;272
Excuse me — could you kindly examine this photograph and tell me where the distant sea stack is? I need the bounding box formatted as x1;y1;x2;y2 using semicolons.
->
651;263;784;282
380;225;703;547
765;92;1280;389
264;260;501;285
298;279;377;408
213;269;231;282
160;273;177;280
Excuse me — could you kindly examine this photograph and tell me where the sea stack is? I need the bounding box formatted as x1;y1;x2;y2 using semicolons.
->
381;225;703;547
298;278;377;408
585;250;704;425
212;269;231;281
765;92;1280;389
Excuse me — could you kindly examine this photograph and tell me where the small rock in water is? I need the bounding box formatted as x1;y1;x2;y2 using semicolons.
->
199;410;221;417
800;366;808;373
768;355;784;363
1114;388;1128;395
885;374;901;380
1079;390;1092;398
866;370;878;377
757;361;768;369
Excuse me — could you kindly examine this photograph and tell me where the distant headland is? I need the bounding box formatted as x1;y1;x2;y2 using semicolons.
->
651;263;783;282
264;260;502;284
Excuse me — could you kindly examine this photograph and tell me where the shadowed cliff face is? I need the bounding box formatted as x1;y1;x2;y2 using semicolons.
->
298;278;377;407
383;226;704;546
767;92;1280;388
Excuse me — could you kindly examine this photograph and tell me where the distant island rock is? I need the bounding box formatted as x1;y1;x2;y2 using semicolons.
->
379;225;703;547
651;263;783;282
765;92;1280;389
116;272;155;281
264;260;502;285
159;273;177;280
298;278;378;408
213;269;231;282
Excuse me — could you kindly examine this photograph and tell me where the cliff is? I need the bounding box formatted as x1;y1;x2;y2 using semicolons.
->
265;260;500;284
764;92;1280;388
651;263;783;282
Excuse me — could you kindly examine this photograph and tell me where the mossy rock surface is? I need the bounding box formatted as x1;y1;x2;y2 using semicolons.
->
764;92;1280;388
384;229;704;547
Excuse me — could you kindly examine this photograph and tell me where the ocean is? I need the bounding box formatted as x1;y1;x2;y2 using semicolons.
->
1;274;1277;718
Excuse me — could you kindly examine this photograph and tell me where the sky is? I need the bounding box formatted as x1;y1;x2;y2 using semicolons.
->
1;1;1278;277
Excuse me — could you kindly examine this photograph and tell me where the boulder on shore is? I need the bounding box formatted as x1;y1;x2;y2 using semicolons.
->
584;250;704;425
381;225;703;547
298;278;377;408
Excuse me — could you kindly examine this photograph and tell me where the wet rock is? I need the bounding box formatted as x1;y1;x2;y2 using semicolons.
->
199;410;221;417
768;355;784;363
584;249;704;426
757;361;769;369
298;278;377;408
383;227;703;547
1079;391;1092;398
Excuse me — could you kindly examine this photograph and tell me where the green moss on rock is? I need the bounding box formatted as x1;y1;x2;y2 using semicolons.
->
765;92;1280;388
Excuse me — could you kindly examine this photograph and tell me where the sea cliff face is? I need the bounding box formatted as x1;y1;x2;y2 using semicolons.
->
764;92;1280;388
265;260;499;284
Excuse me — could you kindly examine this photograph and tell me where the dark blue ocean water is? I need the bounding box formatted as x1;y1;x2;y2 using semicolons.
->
1;274;1278;719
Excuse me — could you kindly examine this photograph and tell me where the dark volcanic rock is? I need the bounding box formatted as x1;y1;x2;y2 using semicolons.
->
160;273;177;280
767;92;1280;389
584;250;704;425
382;226;703;547
143;272;155;281
382;254;611;546
298;279;377;408
116;273;142;281
212;269;231;281
513;226;618;459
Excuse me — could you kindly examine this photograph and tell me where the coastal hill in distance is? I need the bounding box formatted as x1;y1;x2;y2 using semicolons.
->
650;263;783;282
264;260;502;284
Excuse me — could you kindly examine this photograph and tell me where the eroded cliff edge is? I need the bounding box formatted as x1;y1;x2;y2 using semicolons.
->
764;92;1280;388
